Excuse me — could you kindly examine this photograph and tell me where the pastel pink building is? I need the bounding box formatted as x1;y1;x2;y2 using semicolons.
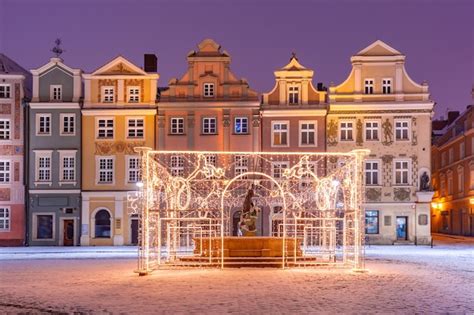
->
0;54;30;246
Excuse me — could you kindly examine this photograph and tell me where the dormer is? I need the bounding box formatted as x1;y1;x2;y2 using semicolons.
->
262;55;326;106
329;40;430;103
30;57;82;103
82;55;159;107
160;39;258;102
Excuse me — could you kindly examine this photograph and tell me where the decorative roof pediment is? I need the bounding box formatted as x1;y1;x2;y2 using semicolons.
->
275;54;314;79
281;55;307;71
356;40;403;57
198;38;220;52
31;57;81;76
92;56;147;76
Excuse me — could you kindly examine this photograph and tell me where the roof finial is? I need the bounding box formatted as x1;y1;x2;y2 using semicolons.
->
51;38;64;58
291;51;298;61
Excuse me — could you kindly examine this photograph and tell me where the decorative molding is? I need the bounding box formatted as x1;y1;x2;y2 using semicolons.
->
94;141;146;155
366;188;381;202
393;188;411;201
381;155;394;164
411;117;418;146
327;119;338;146
356;119;363;146
252;116;261;127
381;118;393;146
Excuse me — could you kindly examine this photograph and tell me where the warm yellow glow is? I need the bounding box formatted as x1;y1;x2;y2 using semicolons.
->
470;198;474;205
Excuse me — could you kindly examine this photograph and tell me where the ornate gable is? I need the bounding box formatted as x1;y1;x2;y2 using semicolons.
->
92;56;147;76
356;40;403;57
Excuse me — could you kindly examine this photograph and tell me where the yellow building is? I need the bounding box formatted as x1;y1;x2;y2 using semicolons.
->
80;55;159;245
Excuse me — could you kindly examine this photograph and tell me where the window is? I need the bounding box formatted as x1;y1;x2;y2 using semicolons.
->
288;86;299;105
234;117;248;134
205;155;217;167
127;156;141;183
300;162;316;188
364;79;374;94
458;171;464;193
272;162;289;180
365;161;379;186
60;154;75;182
447;175;453;195
170;156;184;177
441;152;446;167
36;152;52;183
340;122;353;141
102;86;115;103
272;121;289;146
98;157;114;184
60;114;75;135
365;210;379;234
418;214;428;226
202;117;217;134
97;119;114;139
460;142;465;159
365;121;379;141
382;79;392;94
0;119;11;140
36;114;51;135
50;85;62;101
395;120;409;140
127;118;144;138
470;168;474;190
0;207;10;231
0;161;10;183
234;155;248;177
394;160;410;185
448;148;454;164
203;83;214;97
95;210;111;238
0;84;11;98
36;214;53;239
170;118;185;134
128;87;140;103
440;175;446;197
299;121;316;146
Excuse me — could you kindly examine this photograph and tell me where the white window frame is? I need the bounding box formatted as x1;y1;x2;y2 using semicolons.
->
126;155;141;184
234;155;249;178
234;117;249;134
0;84;11;99
299;161;317;189
299;120;317;147
50;84;62;101
288;85;300;105
59;150;77;185
96;156;115;185
382;78;392;94
339;121;354;142
364;79;374;94
0;206;10;232
126;117;145;139
60;113;76;136
127;86;140;103
36;113;52;136
34;150;53;185
170;155;184;177
0;119;11;140
101;86;115;103
271;121;289;147
365;160;381;186
0;160;11;184
32;212;56;241
272;162;289;182
96;117;115;140
393;159;411;186
364;120;380;141
394;119;410;141
170;117;185;135
203;83;215;97
202;117;217;134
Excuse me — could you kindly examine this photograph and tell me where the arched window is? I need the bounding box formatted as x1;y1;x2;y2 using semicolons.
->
95;209;111;238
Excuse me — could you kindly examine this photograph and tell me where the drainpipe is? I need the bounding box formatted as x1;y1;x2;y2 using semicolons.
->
22;96;29;247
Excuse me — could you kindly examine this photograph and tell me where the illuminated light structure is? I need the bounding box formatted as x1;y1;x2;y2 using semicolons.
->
128;148;369;275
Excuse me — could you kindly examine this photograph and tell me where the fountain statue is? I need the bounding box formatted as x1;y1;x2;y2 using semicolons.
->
238;185;260;236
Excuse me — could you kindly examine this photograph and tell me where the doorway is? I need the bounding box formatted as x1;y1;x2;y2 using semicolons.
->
131;217;139;245
396;216;408;240
63;220;74;246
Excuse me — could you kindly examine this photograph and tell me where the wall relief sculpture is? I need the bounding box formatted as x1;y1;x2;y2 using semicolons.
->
381;118;393;145
356;119;363;146
327;119;338;146
393;188;411;201
366;188;382;202
95;141;146;155
411;117;418;146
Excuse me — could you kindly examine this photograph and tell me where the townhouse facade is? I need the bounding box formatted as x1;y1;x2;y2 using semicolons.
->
0;54;30;246
80;55;158;246
261;55;327;236
431;98;474;236
327;40;434;245
28;57;82;246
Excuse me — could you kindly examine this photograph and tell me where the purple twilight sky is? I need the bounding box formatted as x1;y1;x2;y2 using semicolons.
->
1;0;472;118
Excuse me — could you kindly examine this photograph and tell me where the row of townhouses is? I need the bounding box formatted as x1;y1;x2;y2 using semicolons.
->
0;38;439;246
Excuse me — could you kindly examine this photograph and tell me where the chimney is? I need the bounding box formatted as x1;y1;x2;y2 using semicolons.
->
317;82;327;91
447;111;460;124
144;54;157;73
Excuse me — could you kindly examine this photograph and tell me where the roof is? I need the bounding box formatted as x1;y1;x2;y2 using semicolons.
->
0;53;32;98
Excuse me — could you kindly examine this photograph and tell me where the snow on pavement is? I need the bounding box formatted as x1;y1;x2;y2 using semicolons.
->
0;234;472;314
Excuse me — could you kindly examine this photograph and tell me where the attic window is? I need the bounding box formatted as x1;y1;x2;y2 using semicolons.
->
288;86;299;105
0;84;11;99
364;79;374;94
203;83;214;97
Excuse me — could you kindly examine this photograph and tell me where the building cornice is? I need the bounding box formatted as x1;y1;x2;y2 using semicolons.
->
158;101;260;109
329;102;434;112
29;102;81;109
261;109;327;117
82;109;157;116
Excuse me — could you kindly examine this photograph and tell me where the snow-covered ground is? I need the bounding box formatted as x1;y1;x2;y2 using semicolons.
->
0;234;472;314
